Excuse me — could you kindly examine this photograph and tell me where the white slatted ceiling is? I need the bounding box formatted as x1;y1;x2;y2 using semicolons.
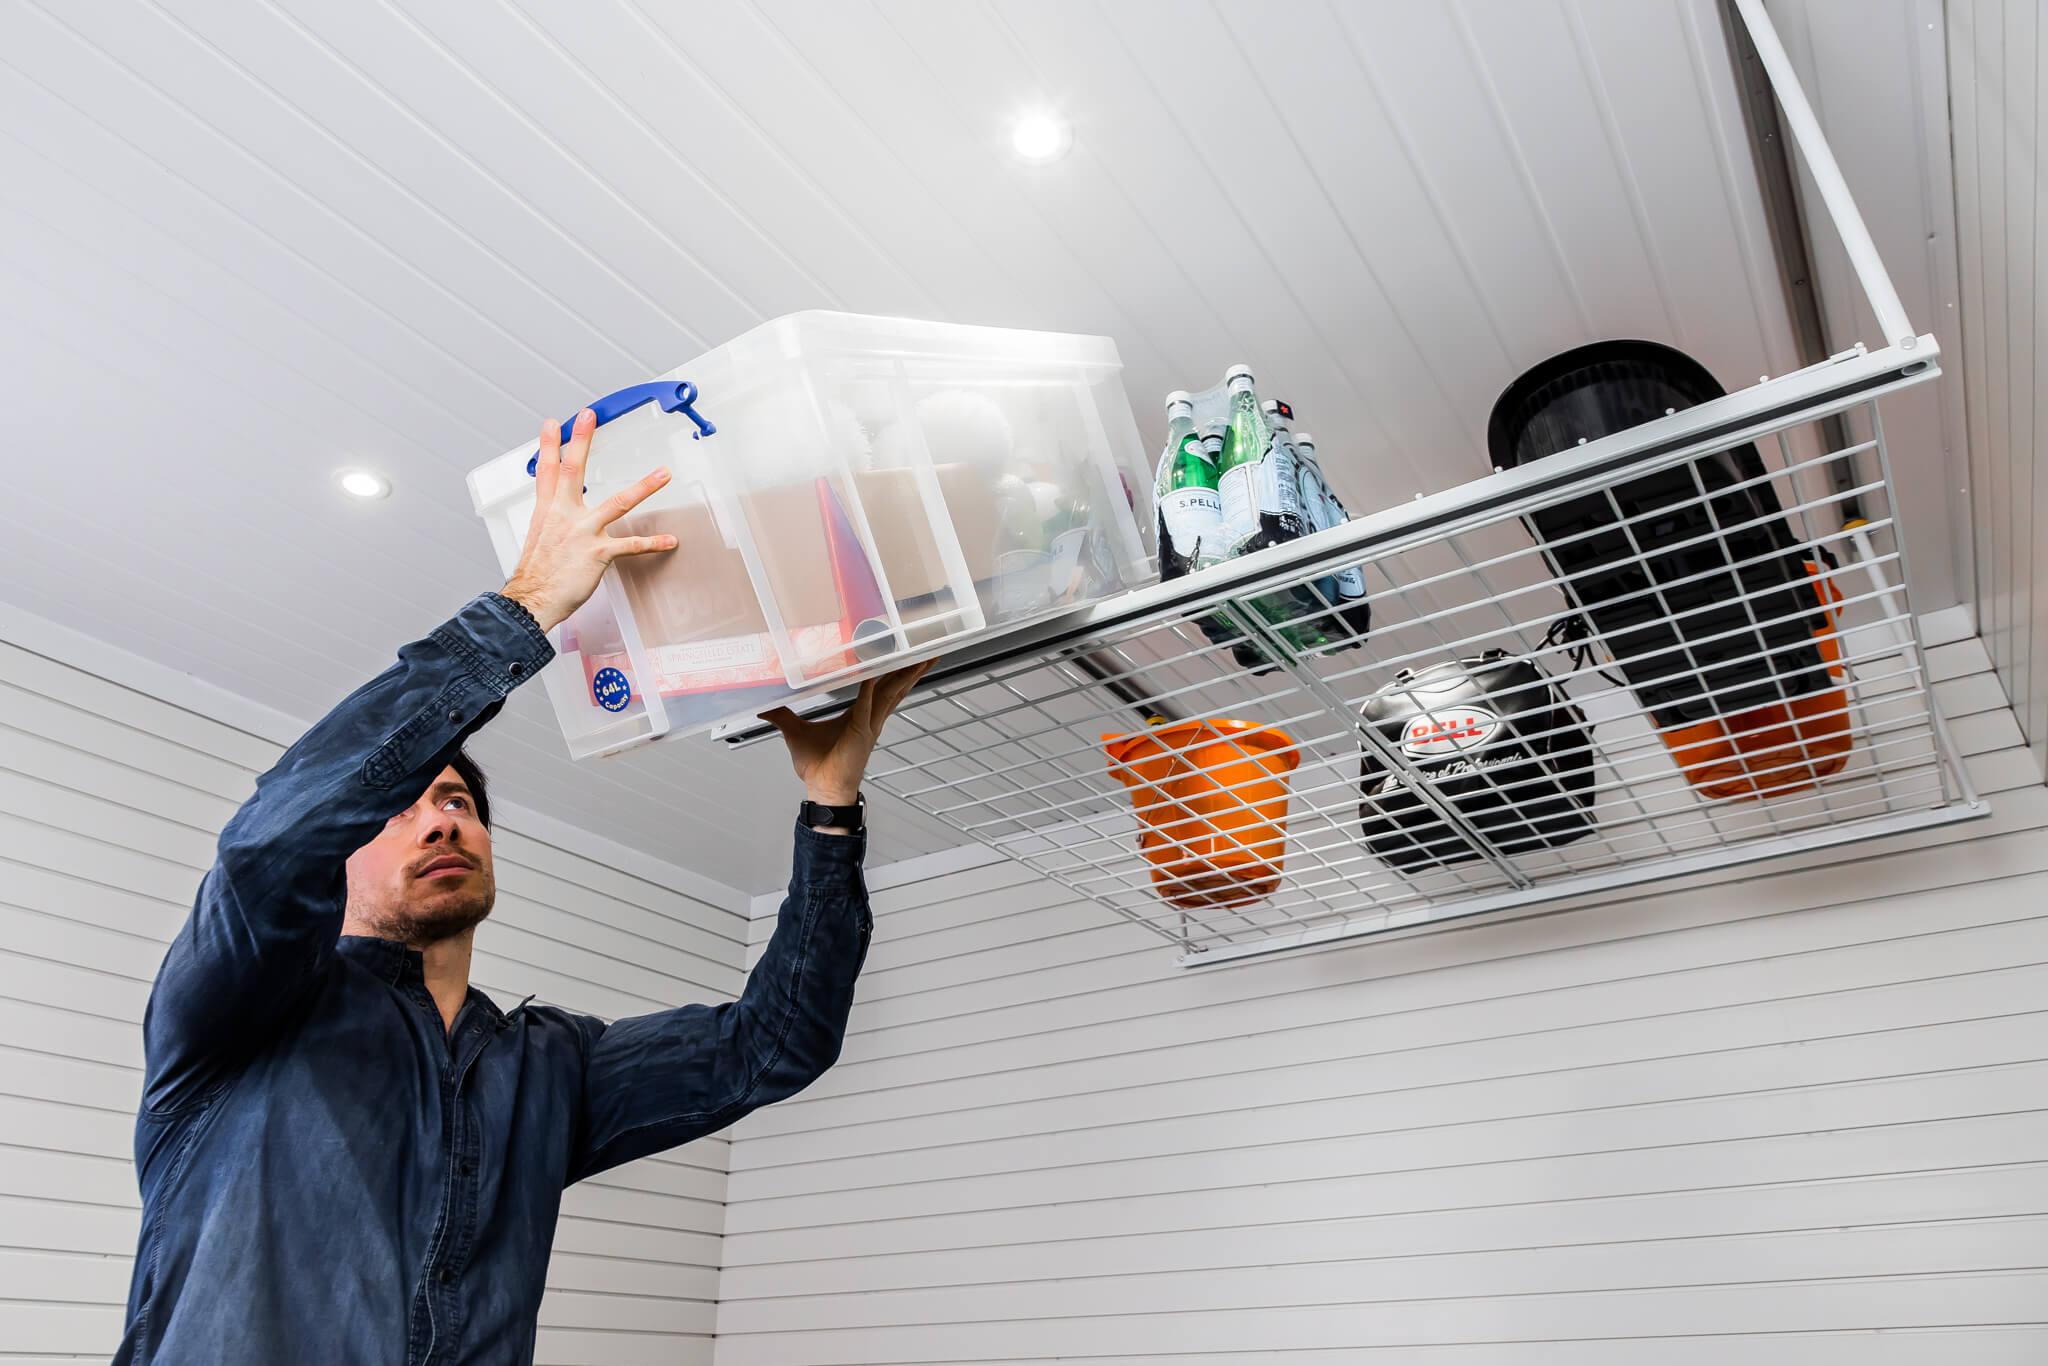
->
1945;0;2048;776
715;631;2048;1363
0;0;1945;892
0;634;746;1366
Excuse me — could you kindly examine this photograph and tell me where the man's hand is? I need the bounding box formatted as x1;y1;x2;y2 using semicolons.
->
761;662;933;817
502;408;677;633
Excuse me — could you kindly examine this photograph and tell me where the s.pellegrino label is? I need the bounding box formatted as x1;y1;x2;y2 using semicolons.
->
1159;485;1225;564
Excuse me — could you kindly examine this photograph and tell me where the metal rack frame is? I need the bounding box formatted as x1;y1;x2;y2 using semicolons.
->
717;0;1986;967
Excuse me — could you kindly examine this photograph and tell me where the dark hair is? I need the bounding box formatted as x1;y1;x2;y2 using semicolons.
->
448;748;492;830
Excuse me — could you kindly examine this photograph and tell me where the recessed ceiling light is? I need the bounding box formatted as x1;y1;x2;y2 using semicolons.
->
1011;111;1071;163
337;469;390;500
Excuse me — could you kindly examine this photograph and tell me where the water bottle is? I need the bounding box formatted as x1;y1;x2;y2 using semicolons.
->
1154;391;1227;575
1213;368;1324;655
1292;428;1372;643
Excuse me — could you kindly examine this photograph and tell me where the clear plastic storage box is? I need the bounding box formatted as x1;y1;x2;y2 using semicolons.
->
468;311;1153;758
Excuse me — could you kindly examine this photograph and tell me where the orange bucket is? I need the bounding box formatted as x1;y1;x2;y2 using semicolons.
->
1103;719;1300;910
1660;560;1853;801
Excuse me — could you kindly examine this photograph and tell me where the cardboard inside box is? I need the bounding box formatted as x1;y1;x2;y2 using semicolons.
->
613;488;840;642
851;463;1001;597
606;464;1000;696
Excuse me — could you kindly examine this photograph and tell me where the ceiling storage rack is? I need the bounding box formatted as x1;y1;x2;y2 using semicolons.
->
722;0;1985;967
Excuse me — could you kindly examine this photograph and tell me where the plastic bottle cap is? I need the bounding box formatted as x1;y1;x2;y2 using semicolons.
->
1165;389;1193;408
1295;432;1315;447
1224;364;1254;385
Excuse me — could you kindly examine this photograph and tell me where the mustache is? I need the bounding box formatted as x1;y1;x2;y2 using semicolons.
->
409;851;480;878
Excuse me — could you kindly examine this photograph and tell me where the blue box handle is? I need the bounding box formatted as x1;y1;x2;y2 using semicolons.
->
526;380;717;476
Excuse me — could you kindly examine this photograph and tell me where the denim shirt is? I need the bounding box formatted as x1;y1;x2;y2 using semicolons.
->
115;593;871;1365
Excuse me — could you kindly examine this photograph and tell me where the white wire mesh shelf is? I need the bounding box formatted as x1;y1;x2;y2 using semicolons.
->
716;0;1984;967
850;361;1982;967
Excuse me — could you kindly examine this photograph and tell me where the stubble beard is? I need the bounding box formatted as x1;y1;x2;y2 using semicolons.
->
362;876;496;949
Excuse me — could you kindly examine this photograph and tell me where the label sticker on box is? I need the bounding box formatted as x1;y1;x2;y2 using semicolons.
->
592;667;633;712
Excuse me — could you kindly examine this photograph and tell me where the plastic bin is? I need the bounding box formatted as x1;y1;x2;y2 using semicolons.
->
468;311;1152;757
1104;719;1300;910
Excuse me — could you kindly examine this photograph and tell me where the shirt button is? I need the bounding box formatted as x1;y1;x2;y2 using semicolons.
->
448;708;466;724
459;1160;474;1176
438;1267;455;1285
508;661;526;677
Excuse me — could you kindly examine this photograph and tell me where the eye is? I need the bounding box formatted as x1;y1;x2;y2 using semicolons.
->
442;796;470;813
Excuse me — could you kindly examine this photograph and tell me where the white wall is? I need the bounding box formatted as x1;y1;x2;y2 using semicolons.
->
1948;0;2048;772
0;606;750;1366
717;632;2048;1364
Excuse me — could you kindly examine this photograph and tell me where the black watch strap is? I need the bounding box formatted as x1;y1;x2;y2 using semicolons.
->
799;793;865;831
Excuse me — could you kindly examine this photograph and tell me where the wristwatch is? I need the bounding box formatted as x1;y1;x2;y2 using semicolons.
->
799;792;865;832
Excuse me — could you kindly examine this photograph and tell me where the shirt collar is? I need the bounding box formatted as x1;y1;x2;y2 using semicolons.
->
465;986;511;1028
336;936;512;1027
337;935;417;985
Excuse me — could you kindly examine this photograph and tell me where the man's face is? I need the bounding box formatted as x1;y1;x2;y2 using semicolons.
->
343;767;496;947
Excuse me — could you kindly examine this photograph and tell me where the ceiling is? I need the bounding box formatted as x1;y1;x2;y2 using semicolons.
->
0;0;1969;892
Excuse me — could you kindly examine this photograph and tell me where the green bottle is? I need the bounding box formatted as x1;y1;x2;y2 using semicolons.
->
1213;366;1325;654
1215;367;1267;552
1217;366;1312;551
1155;391;1226;573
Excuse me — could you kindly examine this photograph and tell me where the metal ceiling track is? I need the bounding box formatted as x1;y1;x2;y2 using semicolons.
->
719;0;1984;967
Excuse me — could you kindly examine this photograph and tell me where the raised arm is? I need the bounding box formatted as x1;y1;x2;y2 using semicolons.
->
141;596;557;1111
141;408;676;1114
570;663;930;1179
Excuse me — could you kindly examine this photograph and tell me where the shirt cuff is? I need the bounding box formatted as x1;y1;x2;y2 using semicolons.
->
430;593;558;702
792;820;867;889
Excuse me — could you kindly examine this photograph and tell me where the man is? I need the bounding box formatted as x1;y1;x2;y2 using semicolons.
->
116;409;928;1365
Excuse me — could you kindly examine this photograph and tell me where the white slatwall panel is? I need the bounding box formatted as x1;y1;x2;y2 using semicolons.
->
717;630;2048;1363
1947;0;2048;777
0;626;749;1365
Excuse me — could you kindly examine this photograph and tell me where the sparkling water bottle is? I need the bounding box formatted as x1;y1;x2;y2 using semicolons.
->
1213;368;1324;654
1217;367;1311;551
1292;428;1371;643
1154;391;1226;575
1261;398;1341;617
